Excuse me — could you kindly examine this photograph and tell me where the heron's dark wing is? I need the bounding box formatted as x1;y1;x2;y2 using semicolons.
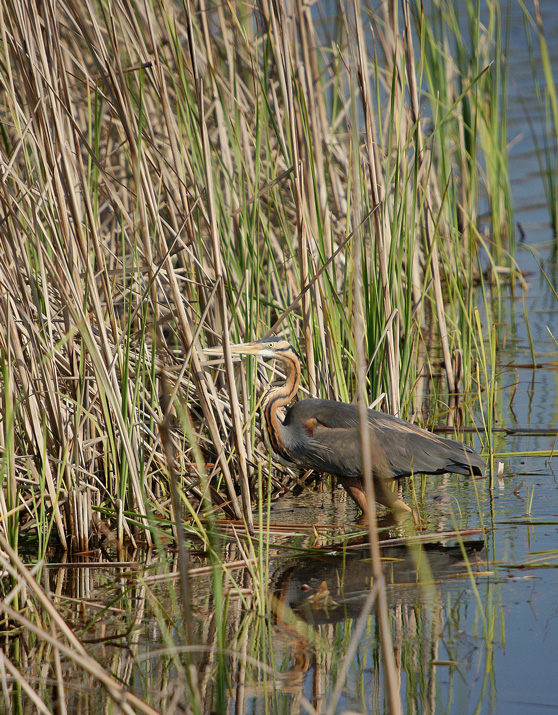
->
294;425;366;476
366;409;486;477
284;399;362;429
284;399;485;477
282;400;390;479
279;418;393;482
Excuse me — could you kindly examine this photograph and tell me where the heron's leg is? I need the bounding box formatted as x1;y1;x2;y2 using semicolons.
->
338;476;369;513
375;479;421;529
338;476;412;514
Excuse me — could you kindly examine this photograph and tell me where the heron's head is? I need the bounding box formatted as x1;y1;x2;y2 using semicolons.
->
205;337;300;363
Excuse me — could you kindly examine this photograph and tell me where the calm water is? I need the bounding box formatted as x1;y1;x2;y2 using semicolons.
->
40;2;558;714
228;1;558;711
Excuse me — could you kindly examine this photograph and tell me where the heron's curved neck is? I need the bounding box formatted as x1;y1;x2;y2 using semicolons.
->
263;352;300;458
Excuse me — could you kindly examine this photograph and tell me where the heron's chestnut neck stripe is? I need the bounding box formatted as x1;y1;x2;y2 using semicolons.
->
262;348;300;462
206;337;484;517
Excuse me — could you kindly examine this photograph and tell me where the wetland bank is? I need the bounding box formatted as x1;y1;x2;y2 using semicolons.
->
0;0;557;713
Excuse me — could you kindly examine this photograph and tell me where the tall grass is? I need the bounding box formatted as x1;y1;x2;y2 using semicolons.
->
0;0;517;707
0;0;511;550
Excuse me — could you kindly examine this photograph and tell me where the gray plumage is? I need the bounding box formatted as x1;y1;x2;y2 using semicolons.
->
206;337;486;515
281;399;485;479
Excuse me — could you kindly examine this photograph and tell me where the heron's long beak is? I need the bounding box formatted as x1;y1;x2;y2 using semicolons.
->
204;341;264;357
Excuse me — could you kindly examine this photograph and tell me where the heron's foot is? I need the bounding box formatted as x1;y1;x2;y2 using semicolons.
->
389;496;424;530
390;497;412;514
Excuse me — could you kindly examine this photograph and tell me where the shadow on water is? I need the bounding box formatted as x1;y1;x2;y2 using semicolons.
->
272;538;486;624
3;2;558;713
6;454;558;715
18;528;489;714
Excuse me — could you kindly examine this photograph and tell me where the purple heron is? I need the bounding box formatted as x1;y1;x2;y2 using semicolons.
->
206;337;485;515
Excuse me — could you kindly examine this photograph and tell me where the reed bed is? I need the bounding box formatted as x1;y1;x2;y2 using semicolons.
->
0;0;531;710
0;0;514;552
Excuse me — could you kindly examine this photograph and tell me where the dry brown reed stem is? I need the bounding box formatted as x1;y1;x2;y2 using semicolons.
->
295;2;332;385
153;0;244;521
353;0;401;416
402;0;456;394
143;2;243;522
52;645;67;715
0;535;161;714
297;3;330;229
273;0;316;395
159;9;243;520
185;0;253;529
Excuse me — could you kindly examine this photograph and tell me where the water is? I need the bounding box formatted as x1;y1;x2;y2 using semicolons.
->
216;2;558;711
27;2;558;713
248;4;558;711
